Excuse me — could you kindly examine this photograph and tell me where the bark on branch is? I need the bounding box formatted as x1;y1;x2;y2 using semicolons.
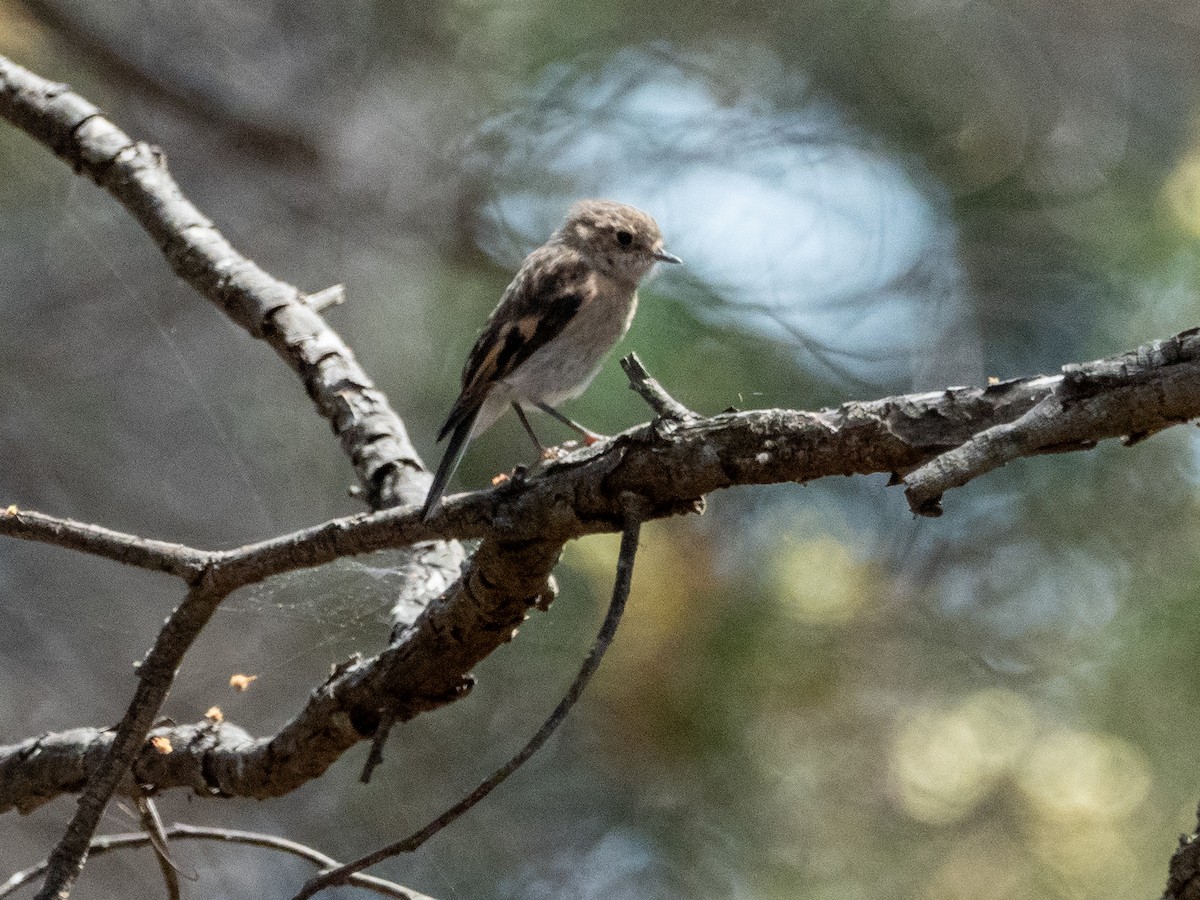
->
4;326;1200;817
0;53;422;512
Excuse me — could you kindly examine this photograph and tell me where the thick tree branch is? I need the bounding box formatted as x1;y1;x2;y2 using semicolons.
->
5;326;1200;816
0;53;423;512
13;330;1189;581
904;329;1200;515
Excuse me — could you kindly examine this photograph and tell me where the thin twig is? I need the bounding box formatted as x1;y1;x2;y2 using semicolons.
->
303;284;345;312
292;518;645;900
1;823;433;900
135;796;181;900
903;393;1065;516
359;711;396;784
0;507;210;581
620;353;695;421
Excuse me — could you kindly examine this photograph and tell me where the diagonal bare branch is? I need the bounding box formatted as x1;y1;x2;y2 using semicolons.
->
0;52;461;897
0;53;424;512
31;576;233;900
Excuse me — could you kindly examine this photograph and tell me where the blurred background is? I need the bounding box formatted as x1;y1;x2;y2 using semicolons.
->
1;1;1199;897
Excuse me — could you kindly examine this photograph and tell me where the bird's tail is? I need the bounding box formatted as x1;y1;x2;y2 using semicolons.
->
421;405;481;521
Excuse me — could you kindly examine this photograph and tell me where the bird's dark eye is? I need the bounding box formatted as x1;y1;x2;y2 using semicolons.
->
616;230;633;247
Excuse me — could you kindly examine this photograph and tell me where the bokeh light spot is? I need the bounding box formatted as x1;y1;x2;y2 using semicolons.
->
772;535;873;625
1016;729;1151;823
890;690;1034;825
1164;152;1200;237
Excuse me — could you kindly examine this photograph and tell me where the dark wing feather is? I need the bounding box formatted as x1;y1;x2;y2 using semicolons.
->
436;247;590;441
422;404;480;520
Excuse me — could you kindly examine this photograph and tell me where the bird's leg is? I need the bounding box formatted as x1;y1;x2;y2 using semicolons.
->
511;403;547;453
535;401;605;446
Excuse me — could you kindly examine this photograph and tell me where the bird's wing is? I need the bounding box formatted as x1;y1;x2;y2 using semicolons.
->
436;249;593;441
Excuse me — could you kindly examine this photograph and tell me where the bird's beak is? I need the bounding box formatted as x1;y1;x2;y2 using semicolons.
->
654;249;683;264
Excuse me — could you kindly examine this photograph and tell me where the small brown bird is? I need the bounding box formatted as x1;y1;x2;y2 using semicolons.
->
422;199;680;519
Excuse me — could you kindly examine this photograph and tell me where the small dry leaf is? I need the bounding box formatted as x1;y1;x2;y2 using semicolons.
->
229;674;258;692
4;504;17;515
205;706;224;722
491;472;510;486
987;375;1000;385
150;735;173;754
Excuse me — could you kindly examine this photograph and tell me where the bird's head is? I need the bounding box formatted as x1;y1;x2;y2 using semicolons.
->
557;199;681;284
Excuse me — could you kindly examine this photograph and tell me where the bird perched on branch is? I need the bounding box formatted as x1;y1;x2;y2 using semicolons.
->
421;199;681;520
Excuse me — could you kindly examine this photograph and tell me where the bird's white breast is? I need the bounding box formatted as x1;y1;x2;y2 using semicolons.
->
505;278;638;407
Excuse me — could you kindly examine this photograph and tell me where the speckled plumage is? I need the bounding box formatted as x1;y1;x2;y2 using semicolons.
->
422;200;680;519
